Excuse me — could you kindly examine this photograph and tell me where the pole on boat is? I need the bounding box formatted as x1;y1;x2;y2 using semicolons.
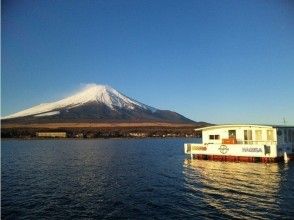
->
284;152;289;163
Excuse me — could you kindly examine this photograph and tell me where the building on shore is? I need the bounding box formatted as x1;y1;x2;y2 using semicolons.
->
129;132;148;137
36;132;67;138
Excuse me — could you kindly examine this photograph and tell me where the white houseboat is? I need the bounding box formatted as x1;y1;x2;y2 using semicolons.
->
184;125;294;162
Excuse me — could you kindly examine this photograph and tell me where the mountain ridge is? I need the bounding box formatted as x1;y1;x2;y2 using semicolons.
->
2;84;198;125
2;84;156;119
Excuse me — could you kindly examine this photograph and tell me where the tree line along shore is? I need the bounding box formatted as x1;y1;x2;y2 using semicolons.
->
1;125;202;139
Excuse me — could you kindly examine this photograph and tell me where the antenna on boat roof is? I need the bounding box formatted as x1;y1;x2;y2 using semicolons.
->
283;117;287;125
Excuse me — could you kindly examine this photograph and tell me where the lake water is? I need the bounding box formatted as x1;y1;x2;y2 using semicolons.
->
2;139;294;219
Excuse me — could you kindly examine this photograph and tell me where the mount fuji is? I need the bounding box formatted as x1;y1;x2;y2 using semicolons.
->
2;84;195;124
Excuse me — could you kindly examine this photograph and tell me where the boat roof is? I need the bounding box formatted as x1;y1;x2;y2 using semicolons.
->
195;124;294;131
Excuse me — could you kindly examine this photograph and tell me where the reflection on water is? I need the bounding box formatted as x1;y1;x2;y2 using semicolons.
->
183;159;293;219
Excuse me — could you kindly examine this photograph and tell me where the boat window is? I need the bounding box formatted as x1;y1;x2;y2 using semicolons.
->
255;130;262;142
289;130;292;143
228;130;236;138
209;135;220;140
244;130;253;144
284;130;288;143
267;130;274;142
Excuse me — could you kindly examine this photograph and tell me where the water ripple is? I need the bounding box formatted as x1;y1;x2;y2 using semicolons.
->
2;139;294;219
183;159;294;219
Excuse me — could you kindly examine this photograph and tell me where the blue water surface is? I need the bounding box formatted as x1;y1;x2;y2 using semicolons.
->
2;139;294;219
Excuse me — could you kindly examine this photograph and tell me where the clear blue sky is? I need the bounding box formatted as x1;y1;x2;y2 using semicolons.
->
2;0;294;124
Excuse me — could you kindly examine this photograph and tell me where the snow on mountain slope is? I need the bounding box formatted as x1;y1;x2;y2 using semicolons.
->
34;111;60;117
3;84;157;119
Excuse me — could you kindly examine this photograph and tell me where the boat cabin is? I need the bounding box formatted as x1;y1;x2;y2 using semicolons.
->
185;124;294;162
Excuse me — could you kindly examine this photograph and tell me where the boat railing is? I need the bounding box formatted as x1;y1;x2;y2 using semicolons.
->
237;140;277;145
203;140;277;145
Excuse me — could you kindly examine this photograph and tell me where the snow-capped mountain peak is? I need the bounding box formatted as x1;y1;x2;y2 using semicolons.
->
3;84;157;119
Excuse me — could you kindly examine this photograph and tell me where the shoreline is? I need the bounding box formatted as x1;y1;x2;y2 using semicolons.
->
1;123;204;139
1;136;201;140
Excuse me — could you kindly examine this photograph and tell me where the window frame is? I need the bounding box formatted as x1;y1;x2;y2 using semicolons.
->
255;130;262;142
244;129;253;144
209;134;220;140
267;130;274;142
228;130;236;138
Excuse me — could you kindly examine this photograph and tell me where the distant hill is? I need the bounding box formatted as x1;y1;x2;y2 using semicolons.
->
2;84;204;125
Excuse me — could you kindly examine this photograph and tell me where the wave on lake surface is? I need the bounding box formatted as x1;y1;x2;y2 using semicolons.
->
1;139;294;219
